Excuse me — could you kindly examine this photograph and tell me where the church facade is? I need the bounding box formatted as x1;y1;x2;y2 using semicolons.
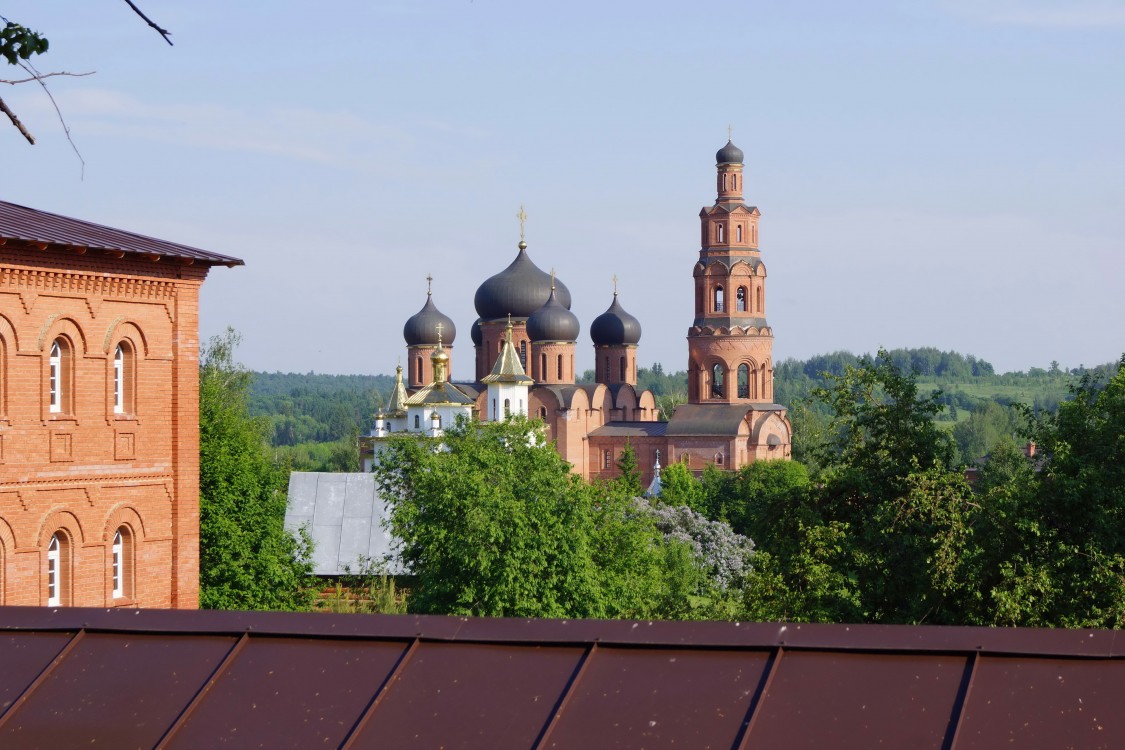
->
365;140;791;484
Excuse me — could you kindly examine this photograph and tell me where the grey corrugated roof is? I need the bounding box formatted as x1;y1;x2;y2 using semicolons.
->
0;201;243;266
589;422;668;438
665;403;782;436
284;472;400;575
0;608;1123;748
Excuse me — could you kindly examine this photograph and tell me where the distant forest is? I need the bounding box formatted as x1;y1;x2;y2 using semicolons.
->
249;348;1121;472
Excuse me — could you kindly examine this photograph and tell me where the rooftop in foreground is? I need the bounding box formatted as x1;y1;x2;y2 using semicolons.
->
0;201;243;267
0;606;1122;748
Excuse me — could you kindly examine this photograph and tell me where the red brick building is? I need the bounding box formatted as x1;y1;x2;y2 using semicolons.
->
0;202;240;608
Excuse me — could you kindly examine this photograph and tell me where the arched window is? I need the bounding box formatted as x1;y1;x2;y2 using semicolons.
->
47;532;68;606
538;406;547;419
504;398;511;418
756;286;763;312
557;354;563;380
722;174;728;190
49;340;68;413
415;356;422;382
711;364;725;399
716;224;725;243
603;450;612;469
713;286;724;312
736;286;747;312
736;224;743;242
738;364;750;398
111;527;132;600
413;414;420;429
113;342;136;415
540;353;546;380
519;341;527;367
715;452;724;467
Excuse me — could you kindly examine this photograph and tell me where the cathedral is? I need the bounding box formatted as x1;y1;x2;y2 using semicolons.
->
363;140;792;484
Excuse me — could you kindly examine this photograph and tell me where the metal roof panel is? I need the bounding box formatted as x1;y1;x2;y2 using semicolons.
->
0;201;243;266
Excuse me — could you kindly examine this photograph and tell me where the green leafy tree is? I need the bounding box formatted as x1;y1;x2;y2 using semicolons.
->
656;462;704;512
199;329;315;611
615;441;643;497
976;358;1125;627
796;350;976;623
373;416;702;619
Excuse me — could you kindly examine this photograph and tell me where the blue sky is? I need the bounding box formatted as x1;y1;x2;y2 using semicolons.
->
4;0;1123;376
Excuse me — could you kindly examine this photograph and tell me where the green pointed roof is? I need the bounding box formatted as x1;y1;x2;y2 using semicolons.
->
481;321;533;385
383;365;408;417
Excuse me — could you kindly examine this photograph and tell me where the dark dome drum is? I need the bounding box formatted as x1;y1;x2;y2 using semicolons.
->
403;296;456;346
590;294;642;346
527;288;580;343
474;243;572;320
716;139;744;165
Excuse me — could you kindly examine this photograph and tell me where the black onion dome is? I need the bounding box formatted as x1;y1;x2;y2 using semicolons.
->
470;318;483;346
590;294;642;346
403;295;456;347
527;288;580;343
716;139;744;165
474;243;572;320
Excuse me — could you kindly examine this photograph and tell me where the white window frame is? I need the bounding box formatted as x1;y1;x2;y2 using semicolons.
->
47;534;60;606
113;345;125;414
112;530;124;598
49;341;62;413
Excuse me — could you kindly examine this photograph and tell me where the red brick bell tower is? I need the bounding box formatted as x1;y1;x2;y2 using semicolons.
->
686;140;775;405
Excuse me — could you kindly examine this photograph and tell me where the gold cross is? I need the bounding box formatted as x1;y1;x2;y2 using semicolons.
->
550;268;556;290
612;274;618;295
435;322;443;347
426;273;433;295
728;124;733;141
517;205;527;241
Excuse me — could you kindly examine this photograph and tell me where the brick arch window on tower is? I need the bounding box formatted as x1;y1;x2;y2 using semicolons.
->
736;286;747;312
756;285;762;312
711;363;725;399
557;354;563;380
520;340;527;367
738;364;750;399
713;286;724;313
736;224;743;242
716;224;724;243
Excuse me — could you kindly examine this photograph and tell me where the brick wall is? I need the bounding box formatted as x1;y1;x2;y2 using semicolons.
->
0;247;209;608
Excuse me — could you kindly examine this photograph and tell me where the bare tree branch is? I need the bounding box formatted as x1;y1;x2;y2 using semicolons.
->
1;70;95;85
121;0;173;46
18;60;85;176
0;93;35;143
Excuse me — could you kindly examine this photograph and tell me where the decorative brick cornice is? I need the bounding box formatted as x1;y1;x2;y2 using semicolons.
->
1;267;178;303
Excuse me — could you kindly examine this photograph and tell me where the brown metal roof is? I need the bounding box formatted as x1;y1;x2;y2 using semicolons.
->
0;606;1123;748
0;201;243;267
